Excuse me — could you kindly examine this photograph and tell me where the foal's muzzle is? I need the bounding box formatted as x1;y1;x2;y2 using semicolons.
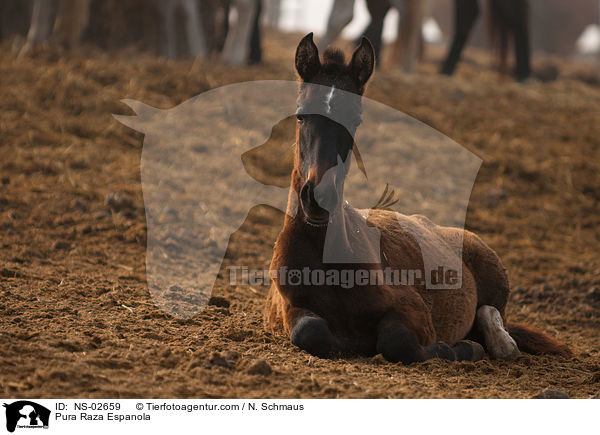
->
300;174;340;225
300;180;329;225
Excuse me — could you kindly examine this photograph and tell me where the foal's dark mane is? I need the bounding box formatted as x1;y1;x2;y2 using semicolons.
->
321;47;346;69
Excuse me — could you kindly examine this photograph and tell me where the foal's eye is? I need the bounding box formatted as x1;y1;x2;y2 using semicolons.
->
296;114;305;123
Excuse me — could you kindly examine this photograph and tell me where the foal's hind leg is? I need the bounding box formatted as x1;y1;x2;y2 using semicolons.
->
476;306;520;360
460;230;519;359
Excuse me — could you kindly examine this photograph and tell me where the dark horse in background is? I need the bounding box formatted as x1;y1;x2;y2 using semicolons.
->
264;33;571;364
359;0;530;81
441;0;531;81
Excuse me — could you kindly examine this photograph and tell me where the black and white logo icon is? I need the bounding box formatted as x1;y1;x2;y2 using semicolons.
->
3;401;50;433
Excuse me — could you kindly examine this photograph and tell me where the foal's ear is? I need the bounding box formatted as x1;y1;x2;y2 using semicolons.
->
295;33;321;82
350;37;375;88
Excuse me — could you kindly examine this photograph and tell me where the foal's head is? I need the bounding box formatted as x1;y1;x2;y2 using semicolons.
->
294;33;375;226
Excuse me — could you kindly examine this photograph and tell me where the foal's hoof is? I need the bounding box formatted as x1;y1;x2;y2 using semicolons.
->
291;316;334;358
490;335;521;360
424;343;456;361
377;328;425;364
476;305;521;360
453;340;485;362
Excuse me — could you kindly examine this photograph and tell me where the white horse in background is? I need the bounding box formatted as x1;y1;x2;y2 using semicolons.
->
221;0;260;65
156;0;207;59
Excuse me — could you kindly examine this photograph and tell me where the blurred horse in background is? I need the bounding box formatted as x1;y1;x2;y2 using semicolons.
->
156;0;207;59
14;0;265;64
220;0;262;65
197;0;264;65
22;0;207;58
318;0;429;72
441;0;530;81
319;0;530;79
22;0;90;51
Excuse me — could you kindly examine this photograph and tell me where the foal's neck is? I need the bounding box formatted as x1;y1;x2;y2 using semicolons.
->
287;171;380;264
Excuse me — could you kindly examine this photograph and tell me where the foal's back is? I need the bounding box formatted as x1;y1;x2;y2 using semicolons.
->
367;209;479;345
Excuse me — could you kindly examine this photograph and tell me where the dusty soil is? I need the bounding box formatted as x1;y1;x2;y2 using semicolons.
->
1;33;599;398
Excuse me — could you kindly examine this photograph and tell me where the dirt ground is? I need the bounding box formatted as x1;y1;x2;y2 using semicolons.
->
1;33;599;398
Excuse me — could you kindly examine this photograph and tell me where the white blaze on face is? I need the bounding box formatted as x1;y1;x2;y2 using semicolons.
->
325;86;336;114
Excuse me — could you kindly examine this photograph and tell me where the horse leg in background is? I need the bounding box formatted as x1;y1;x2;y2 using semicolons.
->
198;0;218;54
221;0;258;65
317;0;355;51
180;0;208;58
218;0;231;52
363;0;390;65
54;0;90;49
262;0;280;28
22;0;56;52
390;0;429;73
156;0;177;59
440;0;479;76
201;0;230;54
248;0;262;64
506;0;530;81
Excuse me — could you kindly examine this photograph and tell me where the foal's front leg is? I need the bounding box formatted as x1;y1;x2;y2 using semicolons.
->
376;312;442;364
287;308;369;358
376;312;484;364
290;313;338;358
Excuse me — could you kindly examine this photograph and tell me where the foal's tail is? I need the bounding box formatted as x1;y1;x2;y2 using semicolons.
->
487;0;529;75
507;323;573;358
